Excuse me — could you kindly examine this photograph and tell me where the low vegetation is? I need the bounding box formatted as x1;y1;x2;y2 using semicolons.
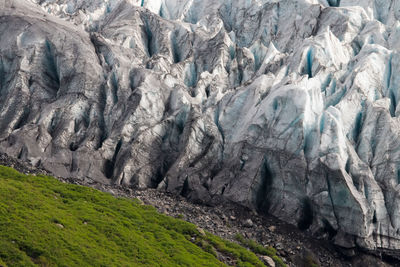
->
235;234;286;267
0;166;274;266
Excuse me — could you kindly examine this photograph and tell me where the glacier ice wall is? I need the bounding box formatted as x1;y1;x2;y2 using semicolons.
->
2;0;400;252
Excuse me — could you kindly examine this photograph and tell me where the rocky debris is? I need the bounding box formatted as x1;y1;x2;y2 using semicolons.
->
2;0;400;257
291;248;320;267
0;153;50;176
351;255;392;267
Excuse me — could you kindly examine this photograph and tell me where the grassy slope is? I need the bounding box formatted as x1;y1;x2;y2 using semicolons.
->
0;166;270;267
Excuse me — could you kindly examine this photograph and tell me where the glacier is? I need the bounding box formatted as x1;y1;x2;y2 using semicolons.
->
2;0;400;255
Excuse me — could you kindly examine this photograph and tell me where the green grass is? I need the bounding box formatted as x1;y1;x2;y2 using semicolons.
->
235;234;286;267
205;234;265;267
0;166;267;267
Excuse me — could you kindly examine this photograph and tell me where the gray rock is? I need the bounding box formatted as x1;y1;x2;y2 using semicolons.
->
244;219;254;228
261;256;275;267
